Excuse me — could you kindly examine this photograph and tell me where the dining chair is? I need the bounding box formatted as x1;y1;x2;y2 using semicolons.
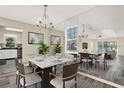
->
95;53;107;70
15;58;33;88
104;53;108;70
52;53;62;74
94;54;101;68
80;53;92;69
50;63;79;88
64;53;77;65
15;59;42;88
53;53;75;75
71;53;80;62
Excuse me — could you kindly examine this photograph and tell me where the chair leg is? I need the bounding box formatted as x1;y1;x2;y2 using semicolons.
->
20;84;22;88
17;75;20;88
63;81;65;88
98;62;100;68
104;62;106;70
95;61;100;68
75;77;77;88
86;62;89;70
41;81;42;88
16;74;18;85
80;61;84;68
105;61;107;69
75;83;77;88
95;62;97;68
90;62;93;69
103;63;105;70
83;62;85;67
35;83;37;88
24;86;26;88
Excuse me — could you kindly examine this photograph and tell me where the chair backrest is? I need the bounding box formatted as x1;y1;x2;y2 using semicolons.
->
15;58;25;75
98;53;105;63
64;53;74;59
15;58;19;70
80;53;89;58
15;58;22;69
104;53;108;59
96;53;102;57
62;63;78;81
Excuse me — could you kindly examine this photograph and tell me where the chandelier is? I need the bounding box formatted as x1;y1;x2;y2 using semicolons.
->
36;5;54;29
79;24;88;39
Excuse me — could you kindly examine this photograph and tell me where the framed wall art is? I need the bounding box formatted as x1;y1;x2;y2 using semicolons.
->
82;42;88;49
50;35;61;45
28;32;44;44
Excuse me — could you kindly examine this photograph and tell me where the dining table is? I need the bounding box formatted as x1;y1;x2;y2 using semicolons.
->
28;55;74;88
79;52;99;67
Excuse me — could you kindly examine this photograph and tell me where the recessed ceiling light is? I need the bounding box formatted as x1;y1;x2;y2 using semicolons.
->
5;27;23;32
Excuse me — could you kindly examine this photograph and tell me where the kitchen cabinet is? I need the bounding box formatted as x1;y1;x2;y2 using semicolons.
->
0;49;17;65
0;49;17;59
0;50;5;59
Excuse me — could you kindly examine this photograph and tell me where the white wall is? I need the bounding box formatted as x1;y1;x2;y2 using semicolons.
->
0;17;65;62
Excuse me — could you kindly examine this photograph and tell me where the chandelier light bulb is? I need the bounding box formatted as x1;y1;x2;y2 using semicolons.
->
36;24;39;27
50;22;53;25
52;26;54;28
39;21;42;24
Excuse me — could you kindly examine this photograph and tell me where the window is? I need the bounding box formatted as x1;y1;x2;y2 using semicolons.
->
67;27;77;39
97;41;117;53
65;26;78;53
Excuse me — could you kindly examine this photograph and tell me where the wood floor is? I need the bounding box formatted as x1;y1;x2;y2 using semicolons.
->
79;56;124;86
1;58;123;88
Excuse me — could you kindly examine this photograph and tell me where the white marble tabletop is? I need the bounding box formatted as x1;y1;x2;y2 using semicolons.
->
28;55;74;69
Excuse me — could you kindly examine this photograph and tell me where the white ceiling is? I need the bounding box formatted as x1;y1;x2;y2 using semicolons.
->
55;5;124;38
78;5;124;38
0;5;124;38
0;5;95;26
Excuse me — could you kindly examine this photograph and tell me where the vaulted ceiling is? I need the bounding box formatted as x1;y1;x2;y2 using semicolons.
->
0;5;124;38
0;5;95;26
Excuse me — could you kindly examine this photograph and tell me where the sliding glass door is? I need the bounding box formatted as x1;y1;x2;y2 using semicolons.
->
97;41;117;52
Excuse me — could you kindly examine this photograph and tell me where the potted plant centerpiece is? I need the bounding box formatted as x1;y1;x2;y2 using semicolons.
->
38;41;50;57
53;44;62;54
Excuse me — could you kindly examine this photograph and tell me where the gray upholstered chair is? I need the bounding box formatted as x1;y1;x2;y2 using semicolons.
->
53;53;75;75
16;60;42;88
95;53;107;70
15;58;33;88
50;63;78;88
80;53;92;69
